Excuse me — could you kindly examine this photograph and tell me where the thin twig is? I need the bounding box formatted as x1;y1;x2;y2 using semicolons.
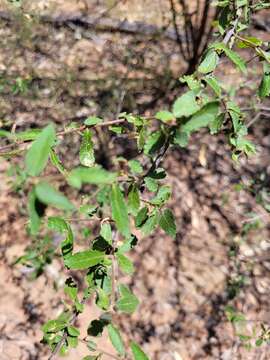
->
247;112;261;128
0;119;126;154
79;339;121;360
169;0;187;61
110;232;118;312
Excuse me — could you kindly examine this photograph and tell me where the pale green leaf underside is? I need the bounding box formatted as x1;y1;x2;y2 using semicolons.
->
111;184;130;238
25;123;55;176
130;341;150;360
35;182;74;211
64;250;104;270
172;91;200;118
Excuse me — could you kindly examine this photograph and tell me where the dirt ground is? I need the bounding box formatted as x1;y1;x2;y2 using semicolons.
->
1;1;270;360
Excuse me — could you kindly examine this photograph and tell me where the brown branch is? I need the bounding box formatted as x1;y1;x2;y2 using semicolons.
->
0;119;126;154
195;0;211;55
169;0;188;61
0;10;183;43
178;0;194;58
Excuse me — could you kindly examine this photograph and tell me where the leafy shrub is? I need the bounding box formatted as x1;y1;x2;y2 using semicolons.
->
1;0;270;358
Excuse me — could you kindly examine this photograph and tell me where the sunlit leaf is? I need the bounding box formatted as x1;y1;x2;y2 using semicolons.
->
198;50;219;74
116;285;139;313
68;166;117;188
155;110;175;122
64;250;104;270
181;101;219;134
130;341;149;360
84;116;103;126
35;182;74;211
107;324;126;356
159;208;176;238
117;253;134;274
25;123;55;176
128;185;140;216
80;129;95;167
111;184;130;238
48;216;74;257
258;62;270;98
214;43;246;73
172;91;200;118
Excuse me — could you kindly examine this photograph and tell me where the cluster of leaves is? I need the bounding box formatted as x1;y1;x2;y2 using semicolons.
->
0;75;31;95
1;0;270;358
225;306;270;349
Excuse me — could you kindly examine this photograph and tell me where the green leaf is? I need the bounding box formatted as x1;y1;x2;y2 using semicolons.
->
16;129;41;141
205;75;222;97
64;250;104;270
79;204;97;217
110;125;123;134
128;185;140;216
87;315;111;337
209;113;225;134
68;166;117;189
25;123;55;176
159;208;176;238
118;235;138;254
227;101;243;132
96;288;110;310
111;184;130;238
128;159;143;174
107;324;126;357
237;36;262;48
130;341;149;360
35;182;74;211
141;210;159;235
214;43;246;73
198;50;219;74
0;129;12;138
64;278;78;302
27;189;41;235
173;130;189;148
180;75;201;92
137;127;146;151
144;131;166;155
48;216;74;257
150;185;171;205
42;319;66;333
258;62;270;98
50;149;66;175
86;340;97;351
80;129;95;167
135;207;148;228
84;116;103;126
155;110;175;122
116;285;139;313
67;336;78;348
144;177;158;192
181;101;219;134
255;338;263;347
100;223;112;245
67;326;80;337
172;91;200;118
117;253;134;275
